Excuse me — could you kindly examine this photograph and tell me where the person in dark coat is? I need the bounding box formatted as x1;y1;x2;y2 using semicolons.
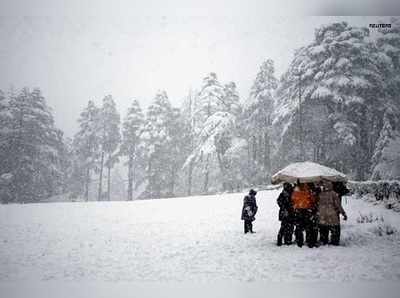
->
332;181;350;204
277;182;294;246
241;189;258;234
307;182;321;246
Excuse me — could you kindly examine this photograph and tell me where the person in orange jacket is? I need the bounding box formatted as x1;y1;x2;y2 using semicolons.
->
291;181;319;247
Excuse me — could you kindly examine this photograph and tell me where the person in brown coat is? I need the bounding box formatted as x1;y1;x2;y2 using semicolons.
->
318;180;347;245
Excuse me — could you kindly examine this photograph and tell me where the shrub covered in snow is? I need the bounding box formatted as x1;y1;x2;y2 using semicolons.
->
371;222;397;236
0;173;13;204
356;212;384;224
355;212;397;237
349;180;400;212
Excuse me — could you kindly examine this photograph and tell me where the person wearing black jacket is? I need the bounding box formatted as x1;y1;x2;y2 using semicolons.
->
241;189;258;234
277;183;294;245
332;181;350;203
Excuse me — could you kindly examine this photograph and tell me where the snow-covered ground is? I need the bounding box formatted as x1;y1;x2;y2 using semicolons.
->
1;189;400;283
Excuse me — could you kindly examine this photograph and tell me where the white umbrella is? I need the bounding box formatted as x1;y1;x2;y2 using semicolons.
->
271;161;347;185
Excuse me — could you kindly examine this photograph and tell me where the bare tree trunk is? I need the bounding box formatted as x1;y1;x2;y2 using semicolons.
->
258;135;263;164
107;164;111;201
203;170;209;194
252;135;257;161
263;132;269;169
264;131;270;179
148;157;153;199
97;151;104;201
84;167;90;202
188;90;195;197
298;73;305;161
133;163;138;191
15;107;24;203
247;137;251;164
203;155;210;194
216;152;226;191
357;107;369;180
313;146;317;162
127;155;133;201
188;160;193;196
84;141;93;202
320;143;324;162
187;132;194;196
170;165;176;196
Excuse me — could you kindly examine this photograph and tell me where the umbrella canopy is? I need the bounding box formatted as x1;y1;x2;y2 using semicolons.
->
271;161;347;185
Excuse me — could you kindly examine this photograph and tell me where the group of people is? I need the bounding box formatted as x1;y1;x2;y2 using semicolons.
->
241;180;349;247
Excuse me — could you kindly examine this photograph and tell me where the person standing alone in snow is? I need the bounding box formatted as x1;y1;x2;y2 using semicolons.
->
241;189;258;234
277;182;294;245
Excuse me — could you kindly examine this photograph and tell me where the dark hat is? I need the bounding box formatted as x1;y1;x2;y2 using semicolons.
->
249;189;257;195
283;182;292;190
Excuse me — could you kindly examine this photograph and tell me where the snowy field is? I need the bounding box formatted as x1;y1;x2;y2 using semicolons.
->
1;189;400;284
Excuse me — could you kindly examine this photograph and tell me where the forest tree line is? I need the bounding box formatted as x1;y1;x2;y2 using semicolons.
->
1;20;400;203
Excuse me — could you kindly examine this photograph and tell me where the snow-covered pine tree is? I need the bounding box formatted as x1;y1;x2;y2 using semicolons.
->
217;82;242;190
72;100;100;201
376;20;400;136
64;136;85;200
222;82;241;116
371;110;393;180
27;89;66;199
195;72;225;123
180;89;199;195
57;136;72;195
0;89;15;203
165;106;188;196
5;88;65;202
194;73;226;193
184;73;243;192
142;91;174;198
273;22;387;179
0;90;12;174
369;17;400;180
97;95;121;201
371;108;400;180
377;17;400;101
120;99;145;201
245;59;277;183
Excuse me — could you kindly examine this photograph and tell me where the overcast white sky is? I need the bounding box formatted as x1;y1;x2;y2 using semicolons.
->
0;1;394;136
